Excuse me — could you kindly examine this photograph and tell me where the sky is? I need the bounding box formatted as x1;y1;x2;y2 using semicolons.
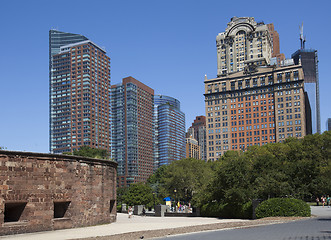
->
0;0;330;153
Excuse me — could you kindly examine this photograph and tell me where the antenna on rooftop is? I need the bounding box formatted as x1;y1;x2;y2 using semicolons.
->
299;22;306;49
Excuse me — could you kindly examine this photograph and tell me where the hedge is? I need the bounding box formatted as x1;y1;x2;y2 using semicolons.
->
201;201;252;219
255;198;311;218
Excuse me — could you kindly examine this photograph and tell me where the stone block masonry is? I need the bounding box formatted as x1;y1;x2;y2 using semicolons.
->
0;150;117;236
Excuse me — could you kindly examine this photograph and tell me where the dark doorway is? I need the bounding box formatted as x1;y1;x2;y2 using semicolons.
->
110;200;115;213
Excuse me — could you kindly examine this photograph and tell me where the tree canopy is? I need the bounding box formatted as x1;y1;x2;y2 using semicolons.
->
117;131;331;218
147;158;215;205
202;131;331;209
119;183;155;207
63;146;110;160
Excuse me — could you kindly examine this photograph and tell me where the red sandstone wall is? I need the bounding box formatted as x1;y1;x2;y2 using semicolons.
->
0;151;117;235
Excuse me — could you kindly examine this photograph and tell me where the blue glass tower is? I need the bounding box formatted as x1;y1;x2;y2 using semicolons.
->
292;49;320;134
154;95;186;168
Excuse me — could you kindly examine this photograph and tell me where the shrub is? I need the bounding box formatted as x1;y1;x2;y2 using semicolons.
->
117;204;122;212
220;201;253;219
201;201;253;219
200;202;223;217
255;198;311;218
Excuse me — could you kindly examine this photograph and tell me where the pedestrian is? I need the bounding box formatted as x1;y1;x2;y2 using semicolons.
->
128;206;133;218
142;207;146;216
322;196;326;207
327;195;330;208
316;197;320;206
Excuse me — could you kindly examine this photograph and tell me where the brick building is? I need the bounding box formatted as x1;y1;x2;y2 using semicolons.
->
205;64;308;161
49;31;111;154
185;137;201;159
187;116;207;161
205;17;312;160
267;23;285;65
0;150;117;235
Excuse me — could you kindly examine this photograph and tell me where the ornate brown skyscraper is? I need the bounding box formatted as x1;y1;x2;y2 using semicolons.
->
205;18;310;161
216;17;273;76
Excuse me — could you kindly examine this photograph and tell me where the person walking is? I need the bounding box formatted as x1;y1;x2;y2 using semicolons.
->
321;196;326;207
128;206;133;218
142;207;146;216
327;195;330;208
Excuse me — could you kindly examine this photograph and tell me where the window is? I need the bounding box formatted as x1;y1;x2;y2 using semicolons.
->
54;201;71;218
4;202;27;222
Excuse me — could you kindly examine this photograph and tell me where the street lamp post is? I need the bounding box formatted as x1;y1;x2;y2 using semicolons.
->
174;189;177;212
153;192;155;212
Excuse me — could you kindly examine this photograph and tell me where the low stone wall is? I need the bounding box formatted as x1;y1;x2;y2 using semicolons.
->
0;150;117;235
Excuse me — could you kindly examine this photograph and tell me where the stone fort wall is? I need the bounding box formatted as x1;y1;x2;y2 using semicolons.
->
0;150;117;235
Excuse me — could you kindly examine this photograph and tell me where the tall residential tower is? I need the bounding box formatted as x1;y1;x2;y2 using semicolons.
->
111;77;154;187
154;95;186;168
49;30;111;153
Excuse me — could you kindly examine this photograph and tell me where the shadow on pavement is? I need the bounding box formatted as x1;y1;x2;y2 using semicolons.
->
317;218;331;221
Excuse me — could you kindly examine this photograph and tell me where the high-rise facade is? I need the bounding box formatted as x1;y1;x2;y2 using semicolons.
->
187;116;207;161
186;137;201;159
205;17;311;161
49;30;88;61
216;17;273;77
267;23;285;65
49;30;89;153
292;49;320;134
49;30;111;154
111;77;154;187
327;118;331;131
154;95;186;167
205;64;308;160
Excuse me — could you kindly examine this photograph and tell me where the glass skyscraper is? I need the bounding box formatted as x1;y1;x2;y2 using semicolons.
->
154;95;186;167
292;49;320;134
111;77;154;187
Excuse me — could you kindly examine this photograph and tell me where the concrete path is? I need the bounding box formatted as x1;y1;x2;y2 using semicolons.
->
0;213;247;240
310;205;331;217
0;206;327;240
157;206;331;240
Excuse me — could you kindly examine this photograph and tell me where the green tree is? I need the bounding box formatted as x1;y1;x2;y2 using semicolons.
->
117;186;128;206
64;146;110;159
212;151;253;206
147;165;169;204
121;183;154;207
148;158;215;205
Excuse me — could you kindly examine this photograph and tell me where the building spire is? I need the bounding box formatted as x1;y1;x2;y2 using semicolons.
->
299;22;306;49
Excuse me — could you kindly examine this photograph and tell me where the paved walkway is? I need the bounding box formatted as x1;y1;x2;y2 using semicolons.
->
0;213;247;240
0;206;327;240
157;206;331;240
